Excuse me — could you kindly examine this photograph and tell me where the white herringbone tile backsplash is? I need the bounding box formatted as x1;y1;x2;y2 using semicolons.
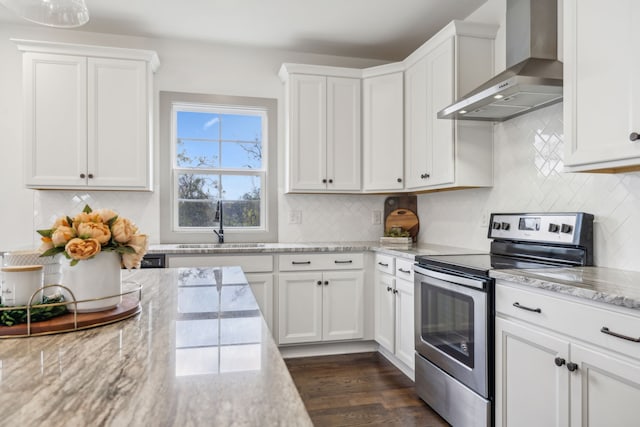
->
418;103;640;271
278;193;387;242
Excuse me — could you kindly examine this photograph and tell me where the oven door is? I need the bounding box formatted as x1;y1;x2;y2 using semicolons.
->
414;265;489;398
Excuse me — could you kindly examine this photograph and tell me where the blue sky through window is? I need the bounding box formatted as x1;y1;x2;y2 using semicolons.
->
176;110;263;200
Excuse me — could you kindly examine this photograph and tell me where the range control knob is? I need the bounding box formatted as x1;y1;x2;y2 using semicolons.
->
560;224;573;234
501;222;511;231
492;222;501;230
548;223;560;233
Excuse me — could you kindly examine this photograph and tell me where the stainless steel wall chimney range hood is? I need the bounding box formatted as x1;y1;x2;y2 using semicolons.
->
438;0;562;121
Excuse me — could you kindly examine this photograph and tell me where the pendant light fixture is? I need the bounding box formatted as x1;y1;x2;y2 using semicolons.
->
0;0;89;28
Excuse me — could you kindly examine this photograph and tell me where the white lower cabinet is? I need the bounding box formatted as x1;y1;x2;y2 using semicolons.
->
278;270;363;344
374;254;415;371
394;277;415;368
569;343;640;427
375;272;395;351
166;254;274;331
244;273;274;332
495;281;640;427
496;317;569;427
277;253;364;345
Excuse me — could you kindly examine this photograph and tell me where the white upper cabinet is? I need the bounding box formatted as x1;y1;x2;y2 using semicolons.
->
327;77;362;190
564;0;640;172
16;39;159;191
404;21;496;191
280;64;361;193
279;20;497;194
362;66;405;192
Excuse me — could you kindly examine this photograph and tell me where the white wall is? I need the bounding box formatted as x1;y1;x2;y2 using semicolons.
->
0;22;387;250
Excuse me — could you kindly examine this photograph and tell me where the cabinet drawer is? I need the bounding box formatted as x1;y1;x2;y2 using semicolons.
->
279;253;364;271
167;254;273;272
395;258;414;281
496;282;640;361
375;254;395;274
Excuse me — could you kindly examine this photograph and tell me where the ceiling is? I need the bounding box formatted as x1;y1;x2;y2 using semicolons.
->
0;0;488;61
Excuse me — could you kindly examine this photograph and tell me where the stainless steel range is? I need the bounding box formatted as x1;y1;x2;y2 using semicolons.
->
413;212;594;427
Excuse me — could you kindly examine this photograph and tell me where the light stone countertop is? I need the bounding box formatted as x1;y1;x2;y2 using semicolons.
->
491;266;640;312
149;241;483;260
0;267;312;427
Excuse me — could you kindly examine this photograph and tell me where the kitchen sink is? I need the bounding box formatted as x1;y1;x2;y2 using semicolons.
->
176;243;267;249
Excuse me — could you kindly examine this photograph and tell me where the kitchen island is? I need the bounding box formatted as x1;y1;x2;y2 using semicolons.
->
0;267;312;426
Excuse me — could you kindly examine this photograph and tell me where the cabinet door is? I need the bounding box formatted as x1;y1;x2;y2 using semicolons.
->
322;271;364;340
24;53;87;188
570;344;640;427
394;278;415;370
495;317;570;427
87;58;150;189
277;272;323;344
374;272;396;352
404;56;429;190
245;273;274;332
327;77;361;191
362;72;404;191
564;0;640;171
287;74;327;191
426;38;455;186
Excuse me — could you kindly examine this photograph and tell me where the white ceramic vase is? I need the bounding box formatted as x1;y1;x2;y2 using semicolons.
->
60;251;122;312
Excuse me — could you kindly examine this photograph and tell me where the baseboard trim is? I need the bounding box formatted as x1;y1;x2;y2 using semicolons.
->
279;340;378;359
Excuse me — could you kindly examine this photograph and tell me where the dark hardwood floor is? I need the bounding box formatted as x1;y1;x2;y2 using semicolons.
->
284;352;450;427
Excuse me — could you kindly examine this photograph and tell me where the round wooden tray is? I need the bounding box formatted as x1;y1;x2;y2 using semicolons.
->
0;294;141;338
385;208;420;239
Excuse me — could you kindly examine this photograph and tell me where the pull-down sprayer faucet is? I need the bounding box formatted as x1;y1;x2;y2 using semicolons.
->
213;200;224;243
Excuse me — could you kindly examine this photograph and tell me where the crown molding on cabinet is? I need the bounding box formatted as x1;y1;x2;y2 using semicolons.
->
11;38;160;72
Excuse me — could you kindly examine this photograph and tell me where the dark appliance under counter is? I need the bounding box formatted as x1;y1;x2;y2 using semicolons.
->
140;253;166;268
414;212;594;427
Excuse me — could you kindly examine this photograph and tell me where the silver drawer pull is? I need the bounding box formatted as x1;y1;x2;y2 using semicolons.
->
378;262;389;267
398;268;411;274
513;302;542;313
292;261;311;265
600;327;640;343
334;260;353;264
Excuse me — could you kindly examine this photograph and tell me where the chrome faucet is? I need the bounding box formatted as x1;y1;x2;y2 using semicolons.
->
213;200;224;243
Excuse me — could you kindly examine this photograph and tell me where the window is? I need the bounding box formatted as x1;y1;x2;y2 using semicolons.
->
160;92;277;243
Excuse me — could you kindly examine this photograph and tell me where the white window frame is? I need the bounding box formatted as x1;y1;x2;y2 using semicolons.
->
171;103;267;232
160;91;277;243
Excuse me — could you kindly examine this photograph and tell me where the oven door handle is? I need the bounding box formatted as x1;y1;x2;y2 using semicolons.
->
414;265;488;290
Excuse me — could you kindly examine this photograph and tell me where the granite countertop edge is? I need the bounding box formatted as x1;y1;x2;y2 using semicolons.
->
490;267;640;313
148;241;482;259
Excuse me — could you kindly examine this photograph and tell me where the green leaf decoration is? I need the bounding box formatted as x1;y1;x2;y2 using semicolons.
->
37;229;53;238
40;247;64;257
107;215;119;227
82;204;92;213
114;245;136;254
66;216;74;227
70;259;79;267
0;294;68;326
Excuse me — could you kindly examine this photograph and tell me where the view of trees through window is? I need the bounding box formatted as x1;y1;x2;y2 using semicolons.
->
174;107;265;229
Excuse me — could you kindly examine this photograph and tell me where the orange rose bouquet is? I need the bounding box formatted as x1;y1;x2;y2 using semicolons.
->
37;205;148;269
